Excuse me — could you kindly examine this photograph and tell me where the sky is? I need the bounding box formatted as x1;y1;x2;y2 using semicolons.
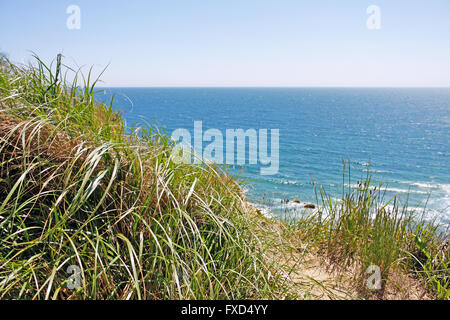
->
0;0;449;87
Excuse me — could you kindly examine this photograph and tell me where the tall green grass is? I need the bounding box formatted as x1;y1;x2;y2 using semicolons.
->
293;162;449;298
0;55;278;299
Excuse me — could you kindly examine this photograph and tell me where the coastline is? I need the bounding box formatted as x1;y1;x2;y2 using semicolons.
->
101;86;450;222
0;57;448;300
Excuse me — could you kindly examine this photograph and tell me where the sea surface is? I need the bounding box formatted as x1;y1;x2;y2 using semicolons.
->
97;88;450;224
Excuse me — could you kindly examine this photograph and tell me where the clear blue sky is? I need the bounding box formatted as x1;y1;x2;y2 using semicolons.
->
1;0;449;87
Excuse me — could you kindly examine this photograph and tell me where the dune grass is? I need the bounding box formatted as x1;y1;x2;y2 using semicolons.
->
291;163;449;298
0;55;448;300
0;55;282;299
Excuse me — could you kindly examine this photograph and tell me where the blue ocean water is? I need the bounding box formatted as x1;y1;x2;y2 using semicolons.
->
97;88;450;223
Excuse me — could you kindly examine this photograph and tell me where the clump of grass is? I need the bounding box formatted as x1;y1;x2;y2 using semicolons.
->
294;162;449;299
0;55;278;299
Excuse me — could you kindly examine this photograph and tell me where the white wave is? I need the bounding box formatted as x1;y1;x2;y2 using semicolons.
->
354;160;370;166
384;187;428;195
268;179;302;186
410;182;437;189
371;169;392;173
439;184;450;193
250;203;274;219
344;183;429;195
397;181;450;192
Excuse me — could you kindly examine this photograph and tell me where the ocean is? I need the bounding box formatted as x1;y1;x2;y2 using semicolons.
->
97;88;450;224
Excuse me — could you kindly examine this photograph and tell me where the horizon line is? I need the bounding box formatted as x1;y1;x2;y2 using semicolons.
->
96;85;450;89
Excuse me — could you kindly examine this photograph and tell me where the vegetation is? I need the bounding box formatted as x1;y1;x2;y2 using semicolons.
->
0;56;448;299
0;55;279;299
291;165;449;299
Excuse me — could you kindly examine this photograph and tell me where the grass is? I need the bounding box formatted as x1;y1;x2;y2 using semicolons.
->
0;54;448;300
0;54;281;299
291;163;449;298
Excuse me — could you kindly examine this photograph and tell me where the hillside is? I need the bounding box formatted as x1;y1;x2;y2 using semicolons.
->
0;56;447;299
